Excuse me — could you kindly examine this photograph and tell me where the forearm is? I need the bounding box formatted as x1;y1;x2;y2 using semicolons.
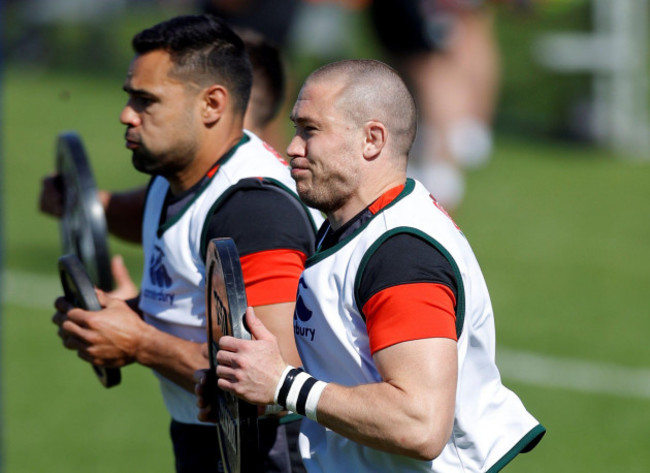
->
215;313;456;460
278;338;457;461
99;187;146;243
314;381;449;461
135;324;210;393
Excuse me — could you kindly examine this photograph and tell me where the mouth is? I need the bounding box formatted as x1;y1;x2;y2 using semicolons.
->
289;159;309;178
289;157;309;170
124;132;140;150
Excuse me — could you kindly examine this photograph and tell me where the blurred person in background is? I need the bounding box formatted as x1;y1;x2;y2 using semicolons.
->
201;0;301;47
369;0;502;212
202;0;502;212
235;26;290;151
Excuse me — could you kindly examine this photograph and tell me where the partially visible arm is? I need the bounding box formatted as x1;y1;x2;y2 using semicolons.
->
204;182;315;369
213;233;459;460
38;172;146;244
134;323;210;392
98;186;147;243
53;291;209;393
39;173;64;217
253;302;301;367
215;309;457;461
314;337;457;461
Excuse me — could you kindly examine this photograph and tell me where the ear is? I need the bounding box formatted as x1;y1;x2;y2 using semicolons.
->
201;85;228;125
362;121;387;161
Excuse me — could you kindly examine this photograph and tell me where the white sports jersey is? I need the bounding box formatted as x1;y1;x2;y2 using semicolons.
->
294;179;544;472
139;130;321;424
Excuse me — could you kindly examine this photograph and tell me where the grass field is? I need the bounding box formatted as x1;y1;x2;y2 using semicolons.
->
3;20;650;473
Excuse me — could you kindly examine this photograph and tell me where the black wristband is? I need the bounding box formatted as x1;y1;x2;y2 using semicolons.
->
277;368;303;408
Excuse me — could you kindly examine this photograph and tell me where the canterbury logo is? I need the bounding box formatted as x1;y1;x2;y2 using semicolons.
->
295;296;312;322
294;277;316;341
294;278;312;322
149;245;172;288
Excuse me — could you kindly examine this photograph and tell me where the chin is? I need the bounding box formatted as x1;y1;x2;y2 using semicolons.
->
132;153;157;175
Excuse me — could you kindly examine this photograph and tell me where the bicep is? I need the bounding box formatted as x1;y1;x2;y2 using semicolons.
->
373;337;458;440
315;337;458;459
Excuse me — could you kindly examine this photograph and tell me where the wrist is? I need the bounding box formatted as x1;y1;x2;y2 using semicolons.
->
273;365;327;421
131;319;157;367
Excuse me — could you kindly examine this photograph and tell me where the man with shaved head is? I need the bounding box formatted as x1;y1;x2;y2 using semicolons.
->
197;59;545;472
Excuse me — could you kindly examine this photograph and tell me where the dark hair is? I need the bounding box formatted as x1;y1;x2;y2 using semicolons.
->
132;14;252;114
233;27;286;129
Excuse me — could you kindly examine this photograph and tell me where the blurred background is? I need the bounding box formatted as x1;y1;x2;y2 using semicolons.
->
1;0;649;471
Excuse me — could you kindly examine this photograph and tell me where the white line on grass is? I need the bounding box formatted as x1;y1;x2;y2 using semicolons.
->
3;269;650;400
2;268;61;310
497;347;650;400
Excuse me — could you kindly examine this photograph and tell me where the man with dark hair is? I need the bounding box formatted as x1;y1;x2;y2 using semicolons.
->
197;59;545;472
50;14;320;473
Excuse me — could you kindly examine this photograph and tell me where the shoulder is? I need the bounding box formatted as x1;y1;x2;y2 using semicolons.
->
204;178;316;257
358;232;458;307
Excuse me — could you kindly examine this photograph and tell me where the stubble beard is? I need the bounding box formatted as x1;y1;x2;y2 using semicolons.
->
297;172;358;215
130;134;198;178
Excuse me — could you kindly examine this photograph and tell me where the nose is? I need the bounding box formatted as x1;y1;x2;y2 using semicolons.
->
120;103;140;126
286;135;305;159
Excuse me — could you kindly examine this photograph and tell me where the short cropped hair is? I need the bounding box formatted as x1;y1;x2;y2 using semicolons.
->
132;14;252;115
310;59;418;157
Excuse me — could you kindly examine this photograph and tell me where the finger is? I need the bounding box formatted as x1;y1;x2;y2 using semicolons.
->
217;376;233;393
194;368;207;384
215;364;238;383
217;335;240;352
54;296;74;312
76;350;95;364
61;333;89;351
244;307;274;342
64;307;93;328
52;311;66;327
215;344;239;364
108;255;139;300
197;405;218;424
111;255;136;289
95;289;110;307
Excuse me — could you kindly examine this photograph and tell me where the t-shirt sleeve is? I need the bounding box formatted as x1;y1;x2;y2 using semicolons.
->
204;182;315;306
358;233;459;354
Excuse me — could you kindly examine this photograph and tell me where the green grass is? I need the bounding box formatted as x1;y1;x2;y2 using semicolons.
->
3;32;650;473
2;67;172;472
453;140;650;472
456;139;650;367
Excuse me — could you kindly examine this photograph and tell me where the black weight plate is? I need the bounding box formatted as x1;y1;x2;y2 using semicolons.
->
205;238;259;473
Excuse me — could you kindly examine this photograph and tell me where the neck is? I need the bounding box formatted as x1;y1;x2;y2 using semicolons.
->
167;127;244;195
327;175;406;231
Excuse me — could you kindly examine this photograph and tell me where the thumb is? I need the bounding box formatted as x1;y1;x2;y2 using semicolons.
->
95;288;110;308
244;307;273;342
112;255;133;285
110;255;138;300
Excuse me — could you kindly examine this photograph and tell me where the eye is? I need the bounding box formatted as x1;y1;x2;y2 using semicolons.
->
294;124;316;137
135;96;153;107
128;94;155;112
